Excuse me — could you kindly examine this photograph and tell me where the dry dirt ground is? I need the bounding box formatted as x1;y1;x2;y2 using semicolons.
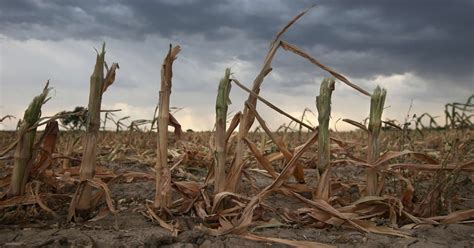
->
1;130;473;247
1;162;473;248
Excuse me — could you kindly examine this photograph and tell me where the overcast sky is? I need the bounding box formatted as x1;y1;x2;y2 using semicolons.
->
1;0;473;131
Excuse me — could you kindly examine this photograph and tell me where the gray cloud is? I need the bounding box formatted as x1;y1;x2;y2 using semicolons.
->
1;0;473;84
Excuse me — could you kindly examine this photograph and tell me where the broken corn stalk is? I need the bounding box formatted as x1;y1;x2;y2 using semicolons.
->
314;77;335;201
76;43;106;210
214;68;232;194
366;86;386;196
9;82;50;196
154;44;181;209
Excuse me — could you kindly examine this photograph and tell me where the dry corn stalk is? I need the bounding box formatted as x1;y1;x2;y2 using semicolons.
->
62;135;80;169
9;82;51;196
228;7;313;192
314;78;335;201
214;68;232;193
75;43;119;211
154;44;181;209
280;41;370;97
246;102;303;182
32;120;59;174
366;86;386;196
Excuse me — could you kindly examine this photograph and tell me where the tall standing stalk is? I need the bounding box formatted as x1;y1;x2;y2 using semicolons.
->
9;83;50;196
154;44;181;209
314;78;335;201
76;44;106;210
214;68;232;194
366;86;386;196
75;43;119;211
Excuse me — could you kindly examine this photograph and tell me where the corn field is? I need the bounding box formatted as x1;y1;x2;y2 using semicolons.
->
0;8;473;248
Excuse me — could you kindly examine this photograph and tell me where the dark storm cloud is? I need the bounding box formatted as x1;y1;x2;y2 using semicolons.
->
0;0;293;40
1;0;473;85
292;0;474;83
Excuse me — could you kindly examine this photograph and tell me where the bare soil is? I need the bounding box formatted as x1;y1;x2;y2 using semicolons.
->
1;130;473;247
1;162;473;248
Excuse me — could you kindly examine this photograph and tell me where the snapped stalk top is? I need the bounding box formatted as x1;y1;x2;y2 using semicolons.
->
154;44;181;209
316;77;335;172
76;44;106;211
10;83;50;196
366;86;387;196
214;68;232;193
314;77;335;201
71;43;119;214
368;86;386;139
216;68;232;119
